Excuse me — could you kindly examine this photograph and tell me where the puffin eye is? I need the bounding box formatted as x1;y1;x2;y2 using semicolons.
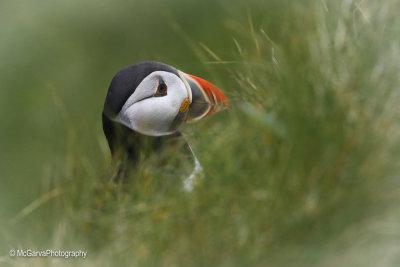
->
155;81;168;96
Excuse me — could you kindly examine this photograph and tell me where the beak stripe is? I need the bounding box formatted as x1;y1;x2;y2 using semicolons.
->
178;70;192;102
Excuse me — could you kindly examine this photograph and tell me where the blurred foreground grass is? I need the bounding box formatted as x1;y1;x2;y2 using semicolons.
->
1;0;400;266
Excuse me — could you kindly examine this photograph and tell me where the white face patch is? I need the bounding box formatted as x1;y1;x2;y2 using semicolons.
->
114;71;189;136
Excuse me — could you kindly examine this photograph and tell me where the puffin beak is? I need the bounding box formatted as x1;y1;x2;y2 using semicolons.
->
178;72;230;123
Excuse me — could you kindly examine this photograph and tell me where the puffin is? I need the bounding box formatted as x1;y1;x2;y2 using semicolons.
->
102;61;229;189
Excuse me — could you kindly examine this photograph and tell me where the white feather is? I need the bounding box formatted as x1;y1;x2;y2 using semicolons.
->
183;145;203;192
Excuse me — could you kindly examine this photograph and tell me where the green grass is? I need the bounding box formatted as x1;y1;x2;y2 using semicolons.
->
2;0;400;266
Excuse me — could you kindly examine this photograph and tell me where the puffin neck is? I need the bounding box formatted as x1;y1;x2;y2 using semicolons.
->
102;113;188;164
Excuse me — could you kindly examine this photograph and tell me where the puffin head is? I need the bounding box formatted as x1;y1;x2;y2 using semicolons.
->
103;61;229;137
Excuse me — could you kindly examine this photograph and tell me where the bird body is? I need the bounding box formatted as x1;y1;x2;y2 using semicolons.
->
102;62;228;187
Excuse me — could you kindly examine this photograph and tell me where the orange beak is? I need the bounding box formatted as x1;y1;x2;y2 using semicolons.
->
182;73;230;123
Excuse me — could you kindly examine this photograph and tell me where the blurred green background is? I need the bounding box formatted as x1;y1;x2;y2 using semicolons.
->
1;0;400;266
